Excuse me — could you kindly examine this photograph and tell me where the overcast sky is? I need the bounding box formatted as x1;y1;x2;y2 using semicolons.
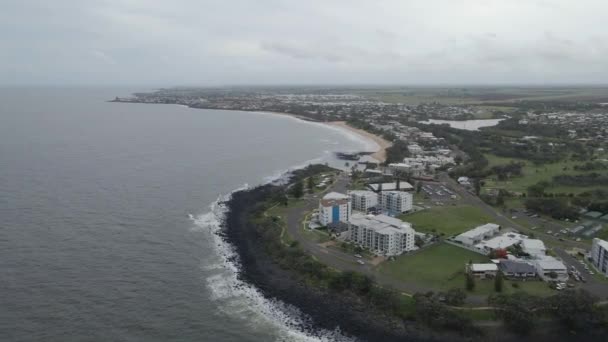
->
2;0;608;86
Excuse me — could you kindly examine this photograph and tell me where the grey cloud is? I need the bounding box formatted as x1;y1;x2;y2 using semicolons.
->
2;0;608;85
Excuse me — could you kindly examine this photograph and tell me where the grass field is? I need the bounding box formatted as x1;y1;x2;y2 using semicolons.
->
482;153;608;195
378;243;556;296
377;243;488;288
400;205;494;236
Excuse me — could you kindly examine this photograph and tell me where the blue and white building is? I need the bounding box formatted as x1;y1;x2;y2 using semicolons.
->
319;192;351;226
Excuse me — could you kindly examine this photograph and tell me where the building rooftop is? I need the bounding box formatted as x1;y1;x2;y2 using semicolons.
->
348;190;377;197
470;263;498;272
476;232;526;250
499;259;536;274
521;239;546;251
535;256;567;271
349;213;414;234
594;238;608;251
457;223;500;239
367;182;413;192
323;192;349;200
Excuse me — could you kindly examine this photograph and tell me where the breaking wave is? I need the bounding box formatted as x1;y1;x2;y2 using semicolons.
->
190;184;355;342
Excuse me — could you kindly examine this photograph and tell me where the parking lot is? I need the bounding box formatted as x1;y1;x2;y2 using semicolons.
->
420;182;459;205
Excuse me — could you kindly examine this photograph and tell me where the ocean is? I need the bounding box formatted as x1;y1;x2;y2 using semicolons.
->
0;87;374;342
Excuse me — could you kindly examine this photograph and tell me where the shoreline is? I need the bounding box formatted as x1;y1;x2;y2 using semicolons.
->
326;121;391;163
112;100;391;163
248;110;391;163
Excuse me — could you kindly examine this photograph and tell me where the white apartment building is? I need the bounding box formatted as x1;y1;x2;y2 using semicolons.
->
349;213;416;256
591;238;608;276
453;223;500;246
379;191;413;216
319;192;351;226
348;190;378;213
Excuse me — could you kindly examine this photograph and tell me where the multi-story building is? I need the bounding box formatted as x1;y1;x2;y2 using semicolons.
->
348;190;378;213
378;191;413;216
349;213;416;256
591;238;608;276
319;192;351;226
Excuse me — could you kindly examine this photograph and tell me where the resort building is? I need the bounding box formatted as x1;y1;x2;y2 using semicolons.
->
498;260;537;279
349;213;416;256
521;239;546;257
319;192;351;226
468;263;498;279
453;223;500;246
591;238;608;276
348;190;378;213
378;191;413;216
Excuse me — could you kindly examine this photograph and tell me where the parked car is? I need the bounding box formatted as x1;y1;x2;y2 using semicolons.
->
357;260;365;265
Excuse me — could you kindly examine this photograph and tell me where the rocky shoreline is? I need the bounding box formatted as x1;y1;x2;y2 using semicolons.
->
220;180;453;342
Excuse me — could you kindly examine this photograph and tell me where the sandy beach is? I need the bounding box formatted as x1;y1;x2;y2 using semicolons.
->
252;111;392;163
327;121;392;163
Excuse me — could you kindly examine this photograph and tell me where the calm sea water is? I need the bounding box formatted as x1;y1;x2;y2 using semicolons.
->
0;87;372;342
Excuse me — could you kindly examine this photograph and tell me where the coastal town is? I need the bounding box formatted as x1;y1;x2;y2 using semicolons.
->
115;86;608;337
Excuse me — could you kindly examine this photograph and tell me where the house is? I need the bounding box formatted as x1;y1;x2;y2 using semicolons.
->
521;239;546;257
591;238;608;276
453;223;500;246
534;256;568;281
468;263;498;279
348;190;378;213
349;213;416;256
378;191;413;216
498;260;537;279
319;192;351;226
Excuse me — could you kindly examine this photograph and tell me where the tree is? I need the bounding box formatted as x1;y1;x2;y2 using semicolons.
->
549;289;600;331
473;178;481;196
494;271;504;293
489;293;539;335
443;288;467;306
306;176;315;192
465;273;476;291
290;181;304;199
416;181;422;194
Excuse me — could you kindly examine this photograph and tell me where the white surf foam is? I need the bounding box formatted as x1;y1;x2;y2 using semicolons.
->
191;187;355;342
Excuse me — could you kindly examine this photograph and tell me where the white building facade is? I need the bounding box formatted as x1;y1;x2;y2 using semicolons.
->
348;190;378;213
349;213;416;256
319;192;351;226
591;238;608;276
379;191;413;216
453;223;500;246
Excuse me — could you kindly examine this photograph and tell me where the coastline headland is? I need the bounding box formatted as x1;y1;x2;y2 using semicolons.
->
219;170;432;342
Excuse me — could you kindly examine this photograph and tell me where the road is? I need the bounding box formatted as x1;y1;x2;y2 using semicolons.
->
438;172;589;250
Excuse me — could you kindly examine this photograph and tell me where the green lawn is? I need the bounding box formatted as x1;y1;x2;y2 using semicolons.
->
482;153;608;195
377;243;488;288
378;243;556;296
400;205;494;236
